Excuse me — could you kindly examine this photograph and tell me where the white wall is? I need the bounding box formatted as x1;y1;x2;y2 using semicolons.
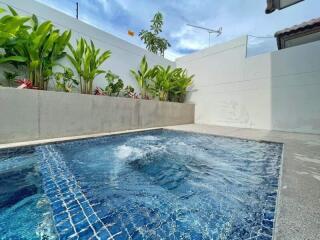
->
1;0;319;134
177;36;320;134
0;0;174;91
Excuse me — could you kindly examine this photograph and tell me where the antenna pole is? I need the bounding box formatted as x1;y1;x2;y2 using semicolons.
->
187;24;222;47
76;2;79;19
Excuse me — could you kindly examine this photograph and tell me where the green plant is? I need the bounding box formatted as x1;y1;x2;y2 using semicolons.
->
147;65;194;102
68;38;111;94
130;56;156;99
3;71;19;87
66;38;85;92
0;6;30;64
54;67;78;92
124;85;135;98
150;65;178;101
104;70;124;96
1;10;72;90
169;69;194;103
139;12;171;56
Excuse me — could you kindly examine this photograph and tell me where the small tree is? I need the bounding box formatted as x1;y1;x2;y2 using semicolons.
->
139;12;171;56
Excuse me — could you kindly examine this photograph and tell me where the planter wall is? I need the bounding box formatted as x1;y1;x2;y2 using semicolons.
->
0;88;194;143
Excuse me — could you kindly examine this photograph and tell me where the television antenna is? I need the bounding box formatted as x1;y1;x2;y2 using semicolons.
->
187;24;222;47
76;1;79;19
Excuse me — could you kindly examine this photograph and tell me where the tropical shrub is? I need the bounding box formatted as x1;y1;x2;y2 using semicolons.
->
95;71;137;98
139;12;171;56
131;56;194;102
104;70;124;96
124;85;137;98
168;69;194;103
1;8;72;90
130;56;156;99
0;6;30;64
68;38;111;94
150;65;177;101
54;67;78;92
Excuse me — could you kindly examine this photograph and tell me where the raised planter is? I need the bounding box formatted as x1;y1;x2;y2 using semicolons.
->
0;88;195;143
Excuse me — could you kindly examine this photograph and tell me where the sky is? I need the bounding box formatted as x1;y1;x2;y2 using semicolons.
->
36;0;320;60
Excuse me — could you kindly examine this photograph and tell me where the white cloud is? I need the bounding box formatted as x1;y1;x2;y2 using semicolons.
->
37;0;320;59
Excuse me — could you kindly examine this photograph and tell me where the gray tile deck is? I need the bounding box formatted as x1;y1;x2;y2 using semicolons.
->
164;124;320;240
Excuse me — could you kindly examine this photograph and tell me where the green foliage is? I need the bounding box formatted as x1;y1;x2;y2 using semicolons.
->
0;6;30;62
168;69;194;103
131;56;194;102
150;65;175;101
68;38;111;94
3;71;19;87
130;56;156;99
0;8;71;90
104;70;124;96
124;85;135;98
67;38;85;92
54;66;78;92
139;12;171;56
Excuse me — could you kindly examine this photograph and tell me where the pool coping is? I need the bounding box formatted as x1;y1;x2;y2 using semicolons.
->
0;127;163;150
0;124;319;240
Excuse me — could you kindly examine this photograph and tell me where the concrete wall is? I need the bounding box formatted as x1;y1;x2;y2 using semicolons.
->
0;88;194;144
177;36;320;134
0;0;174;91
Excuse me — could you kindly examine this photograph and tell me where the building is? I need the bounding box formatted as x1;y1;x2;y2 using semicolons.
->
275;17;320;49
266;0;304;14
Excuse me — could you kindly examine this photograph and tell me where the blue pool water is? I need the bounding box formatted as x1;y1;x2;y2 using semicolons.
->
0;130;282;240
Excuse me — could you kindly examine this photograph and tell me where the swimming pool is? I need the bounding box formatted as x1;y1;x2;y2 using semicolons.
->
0;130;282;240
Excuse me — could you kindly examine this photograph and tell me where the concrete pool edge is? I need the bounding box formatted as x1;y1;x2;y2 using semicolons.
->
0;127;163;150
0;124;319;239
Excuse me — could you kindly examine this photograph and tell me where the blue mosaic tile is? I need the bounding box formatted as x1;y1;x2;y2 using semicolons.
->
37;145;116;240
21;129;283;240
257;235;272;240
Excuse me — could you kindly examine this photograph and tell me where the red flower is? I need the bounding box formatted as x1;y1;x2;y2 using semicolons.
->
94;87;106;96
16;79;35;89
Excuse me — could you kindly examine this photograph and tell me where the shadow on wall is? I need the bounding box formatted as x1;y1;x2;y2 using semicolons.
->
270;40;320;134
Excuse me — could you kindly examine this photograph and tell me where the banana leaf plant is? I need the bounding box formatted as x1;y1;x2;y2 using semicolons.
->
0;6;30;64
130;56;156;99
150;65;180;101
67;38;85;92
168;69;194;103
68;38;111;94
1;10;71;90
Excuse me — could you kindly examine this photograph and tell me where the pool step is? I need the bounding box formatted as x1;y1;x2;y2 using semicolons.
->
37;145;120;240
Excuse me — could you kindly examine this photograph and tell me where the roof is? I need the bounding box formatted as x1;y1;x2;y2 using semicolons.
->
275;17;320;36
266;0;304;14
265;0;276;14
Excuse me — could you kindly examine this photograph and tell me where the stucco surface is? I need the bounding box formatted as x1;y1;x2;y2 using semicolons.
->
0;88;194;144
177;37;320;134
